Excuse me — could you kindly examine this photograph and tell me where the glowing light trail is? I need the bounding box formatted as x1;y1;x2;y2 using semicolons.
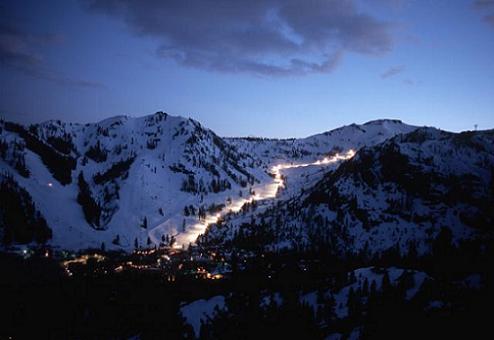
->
172;149;355;248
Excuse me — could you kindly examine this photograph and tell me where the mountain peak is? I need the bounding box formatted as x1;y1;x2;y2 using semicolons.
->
362;119;404;126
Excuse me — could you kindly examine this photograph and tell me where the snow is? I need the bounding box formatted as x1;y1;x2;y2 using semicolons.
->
301;291;318;309
180;295;225;337
1;114;417;251
426;300;445;310
301;267;430;319
228;119;416;165
1;113;270;250
174;148;356;248
348;327;361;340
261;293;283;307
406;271;428;300
463;274;482;289
211;127;494;258
13;115;487;256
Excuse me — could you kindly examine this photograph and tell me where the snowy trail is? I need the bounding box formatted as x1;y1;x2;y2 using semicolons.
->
149;149;355;248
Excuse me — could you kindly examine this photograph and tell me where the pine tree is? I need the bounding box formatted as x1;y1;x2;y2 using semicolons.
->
370;280;377;297
141;217;148;229
362;277;369;295
382;271;391;292
77;172;101;228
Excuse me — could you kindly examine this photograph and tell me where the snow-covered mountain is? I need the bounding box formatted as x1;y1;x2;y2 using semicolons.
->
227;119;418;202
203;127;494;258
0;112;433;251
227;119;416;165
0;112;263;250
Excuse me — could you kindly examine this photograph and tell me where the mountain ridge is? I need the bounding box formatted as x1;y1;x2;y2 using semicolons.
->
203;126;494;260
0;111;443;251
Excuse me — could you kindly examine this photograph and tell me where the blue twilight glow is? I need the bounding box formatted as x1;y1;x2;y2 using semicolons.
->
1;0;493;137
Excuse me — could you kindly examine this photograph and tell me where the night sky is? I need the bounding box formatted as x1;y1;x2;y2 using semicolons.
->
1;0;493;138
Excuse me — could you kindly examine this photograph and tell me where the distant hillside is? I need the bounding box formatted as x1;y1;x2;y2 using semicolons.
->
204;127;494;262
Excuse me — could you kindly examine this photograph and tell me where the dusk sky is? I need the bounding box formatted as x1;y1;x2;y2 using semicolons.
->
1;0;493;138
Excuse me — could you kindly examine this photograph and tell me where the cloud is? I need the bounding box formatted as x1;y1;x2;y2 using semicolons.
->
362;0;407;10
36;71;106;88
0;21;103;88
381;65;405;79
473;0;494;27
474;0;494;9
0;24;43;74
485;14;494;26
82;0;395;76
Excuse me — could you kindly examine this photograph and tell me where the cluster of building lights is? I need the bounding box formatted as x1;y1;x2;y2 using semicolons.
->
62;253;106;276
195;266;224;280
